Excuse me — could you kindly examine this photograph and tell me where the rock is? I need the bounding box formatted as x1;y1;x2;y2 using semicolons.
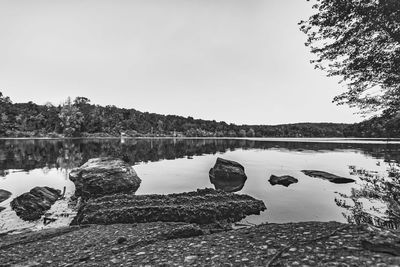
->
269;175;298;187
69;157;141;199
301;170;355;184
10;187;61;221
71;188;266;225
209;158;247;192
0;189;12;203
117;236;127;244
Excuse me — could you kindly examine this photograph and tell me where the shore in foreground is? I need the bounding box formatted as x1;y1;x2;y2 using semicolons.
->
1;221;399;266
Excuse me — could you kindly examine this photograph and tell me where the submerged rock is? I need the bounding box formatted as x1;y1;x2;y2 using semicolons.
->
71;188;266;225
69;157;141;199
0;189;12;203
209;158;247;192
269;175;298;187
301;170;355;184
10;187;61;221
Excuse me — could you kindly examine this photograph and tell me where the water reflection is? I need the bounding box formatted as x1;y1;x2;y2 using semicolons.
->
1;138;400;173
1;138;400;230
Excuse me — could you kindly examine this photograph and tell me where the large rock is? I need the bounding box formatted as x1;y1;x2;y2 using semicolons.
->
10;187;61;221
209;158;247;192
269;175;298;187
301;170;355;184
0;189;12;203
71;188;266;225
69;157;141;199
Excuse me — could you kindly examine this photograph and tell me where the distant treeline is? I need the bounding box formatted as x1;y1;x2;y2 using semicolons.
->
0;92;399;138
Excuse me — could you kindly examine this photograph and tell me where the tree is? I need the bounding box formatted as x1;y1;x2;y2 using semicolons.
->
0;92;12;135
247;128;256;137
73;96;90;106
300;0;400;115
0;91;11;104
238;129;247;137
58;97;84;137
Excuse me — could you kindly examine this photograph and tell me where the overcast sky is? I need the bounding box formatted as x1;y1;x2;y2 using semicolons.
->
0;0;363;125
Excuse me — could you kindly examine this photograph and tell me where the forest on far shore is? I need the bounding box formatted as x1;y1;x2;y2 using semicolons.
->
0;92;399;138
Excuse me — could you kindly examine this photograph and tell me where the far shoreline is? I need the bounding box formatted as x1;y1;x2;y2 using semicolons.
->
1;136;400;144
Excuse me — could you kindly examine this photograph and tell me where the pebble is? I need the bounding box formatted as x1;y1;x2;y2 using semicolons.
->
117;236;127;244
184;255;198;263
110;258;119;264
136;252;146;256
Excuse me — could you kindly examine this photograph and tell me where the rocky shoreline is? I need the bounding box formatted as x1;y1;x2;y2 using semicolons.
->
1;157;398;266
1;221;399;266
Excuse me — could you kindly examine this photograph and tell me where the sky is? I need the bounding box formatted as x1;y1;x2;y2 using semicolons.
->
0;0;363;125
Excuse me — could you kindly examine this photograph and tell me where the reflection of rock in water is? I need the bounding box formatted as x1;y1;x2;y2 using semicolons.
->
209;158;247;192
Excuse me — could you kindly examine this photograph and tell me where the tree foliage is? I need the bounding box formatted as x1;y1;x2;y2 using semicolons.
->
300;0;400;115
58;97;84;137
0;92;398;138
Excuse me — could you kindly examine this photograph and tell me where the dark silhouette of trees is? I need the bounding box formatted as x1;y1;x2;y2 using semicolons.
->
0;92;398;137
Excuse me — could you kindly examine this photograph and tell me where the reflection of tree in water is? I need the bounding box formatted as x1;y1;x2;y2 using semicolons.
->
335;163;400;229
0;138;400;173
56;141;83;178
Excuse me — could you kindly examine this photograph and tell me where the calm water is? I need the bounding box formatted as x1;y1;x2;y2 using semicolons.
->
1;138;399;232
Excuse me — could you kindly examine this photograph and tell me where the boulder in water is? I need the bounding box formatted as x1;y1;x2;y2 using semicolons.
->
269;175;298;187
69;157;141;199
301;170;355;184
209;158;247;192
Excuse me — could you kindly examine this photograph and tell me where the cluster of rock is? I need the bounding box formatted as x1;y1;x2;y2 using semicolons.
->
4;155;355;225
268;170;355;187
208;157;354;190
70;157;265;227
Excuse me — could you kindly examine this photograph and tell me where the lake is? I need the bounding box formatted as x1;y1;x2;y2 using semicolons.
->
1;138;400;233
